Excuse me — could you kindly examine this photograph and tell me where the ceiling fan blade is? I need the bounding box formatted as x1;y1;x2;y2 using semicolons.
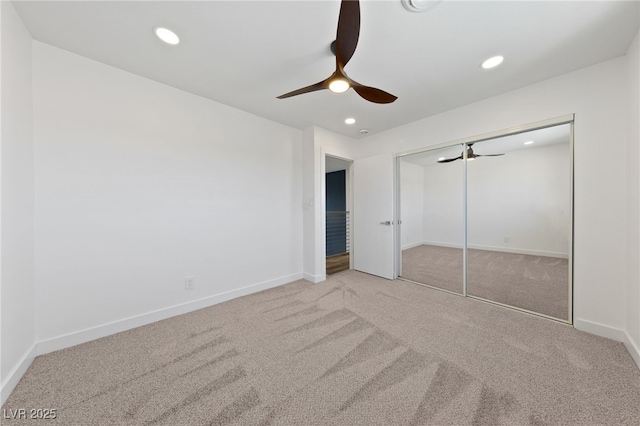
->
475;154;505;157
335;0;360;68
437;156;463;163
351;82;397;104
277;78;329;99
278;0;397;105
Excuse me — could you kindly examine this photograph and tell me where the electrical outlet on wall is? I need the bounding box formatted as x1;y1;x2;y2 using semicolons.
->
185;277;195;290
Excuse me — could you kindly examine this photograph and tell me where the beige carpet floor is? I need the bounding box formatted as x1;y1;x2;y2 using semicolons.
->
401;245;569;320
3;270;638;425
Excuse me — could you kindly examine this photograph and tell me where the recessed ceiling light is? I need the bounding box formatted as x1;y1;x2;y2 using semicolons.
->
524;140;534;145
154;27;180;45
329;79;350;93
438;157;445;161
481;55;504;69
345;118;356;125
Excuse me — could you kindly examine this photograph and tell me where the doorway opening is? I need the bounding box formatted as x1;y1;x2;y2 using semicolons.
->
326;156;351;275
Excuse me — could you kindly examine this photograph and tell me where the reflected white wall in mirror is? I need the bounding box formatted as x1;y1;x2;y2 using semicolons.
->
400;161;424;250
466;125;571;258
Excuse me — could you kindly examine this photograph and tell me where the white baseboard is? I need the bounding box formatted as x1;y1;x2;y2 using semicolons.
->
622;331;640;371
574;318;626;341
37;273;303;356
420;241;568;259
412;241;463;250
573;319;640;370
401;241;424;250
303;272;324;283
0;343;37;407
469;244;568;259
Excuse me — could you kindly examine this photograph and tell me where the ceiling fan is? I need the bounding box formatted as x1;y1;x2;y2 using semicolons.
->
277;0;397;104
437;143;505;163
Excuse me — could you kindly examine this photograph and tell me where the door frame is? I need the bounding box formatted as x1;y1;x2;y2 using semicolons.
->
322;153;354;278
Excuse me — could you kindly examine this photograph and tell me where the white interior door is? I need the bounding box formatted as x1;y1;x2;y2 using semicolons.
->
353;153;396;279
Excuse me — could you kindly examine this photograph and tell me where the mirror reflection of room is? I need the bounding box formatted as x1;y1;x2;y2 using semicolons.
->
399;123;571;321
400;144;464;294
467;125;571;320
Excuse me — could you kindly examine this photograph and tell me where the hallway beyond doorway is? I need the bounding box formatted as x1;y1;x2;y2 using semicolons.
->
327;252;350;275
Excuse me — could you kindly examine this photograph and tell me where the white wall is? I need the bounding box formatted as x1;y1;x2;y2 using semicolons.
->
625;29;640;368
353;57;628;337
32;42;303;348
302;127;318;282
0;1;36;404
399;161;424;249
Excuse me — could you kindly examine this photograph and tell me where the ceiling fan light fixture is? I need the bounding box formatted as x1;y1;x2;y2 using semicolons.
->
154;27;180;45
277;1;396;104
329;79;350;93
481;55;504;69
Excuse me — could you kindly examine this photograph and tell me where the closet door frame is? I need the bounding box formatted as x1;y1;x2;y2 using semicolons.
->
396;114;574;324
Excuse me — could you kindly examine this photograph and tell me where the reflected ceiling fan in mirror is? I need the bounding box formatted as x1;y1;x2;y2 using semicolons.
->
277;0;397;104
437;143;505;163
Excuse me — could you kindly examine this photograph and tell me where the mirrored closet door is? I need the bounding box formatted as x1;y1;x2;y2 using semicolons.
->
399;145;464;294
466;125;571;321
398;121;572;323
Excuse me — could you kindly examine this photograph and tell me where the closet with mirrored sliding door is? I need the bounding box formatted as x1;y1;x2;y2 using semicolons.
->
397;117;573;323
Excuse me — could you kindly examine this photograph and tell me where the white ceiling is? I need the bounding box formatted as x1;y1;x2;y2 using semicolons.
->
13;1;639;139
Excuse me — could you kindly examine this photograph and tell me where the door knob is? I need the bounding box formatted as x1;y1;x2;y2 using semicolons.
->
379;221;393;225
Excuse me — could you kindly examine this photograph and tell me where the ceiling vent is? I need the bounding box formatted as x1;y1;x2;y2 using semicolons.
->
401;0;442;13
